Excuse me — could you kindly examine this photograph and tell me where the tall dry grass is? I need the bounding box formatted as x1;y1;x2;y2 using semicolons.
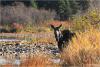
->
20;54;59;67
72;9;100;32
1;64;13;67
2;54;59;67
61;28;100;66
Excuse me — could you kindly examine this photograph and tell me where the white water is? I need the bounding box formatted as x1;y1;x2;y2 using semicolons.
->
0;56;21;65
0;39;20;42
0;56;7;65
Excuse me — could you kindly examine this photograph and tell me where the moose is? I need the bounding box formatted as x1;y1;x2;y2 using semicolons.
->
51;24;75;51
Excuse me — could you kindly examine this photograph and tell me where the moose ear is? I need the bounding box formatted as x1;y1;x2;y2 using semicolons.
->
50;25;55;29
57;24;62;29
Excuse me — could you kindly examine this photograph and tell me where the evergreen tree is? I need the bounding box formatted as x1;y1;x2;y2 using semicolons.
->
77;0;90;11
31;0;37;8
32;0;90;20
0;0;90;20
69;0;79;14
56;0;70;20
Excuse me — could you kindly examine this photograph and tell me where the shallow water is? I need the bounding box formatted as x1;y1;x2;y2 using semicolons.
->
0;56;21;65
0;56;7;65
0;39;60;65
0;39;20;42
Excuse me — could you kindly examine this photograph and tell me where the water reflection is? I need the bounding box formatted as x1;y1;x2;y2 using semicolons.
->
0;56;7;65
0;56;21;65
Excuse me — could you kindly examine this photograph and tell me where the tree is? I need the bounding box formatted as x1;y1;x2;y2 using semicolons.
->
57;0;72;20
1;0;89;20
77;0;90;11
69;0;79;14
0;0;37;7
36;0;90;20
31;0;37;8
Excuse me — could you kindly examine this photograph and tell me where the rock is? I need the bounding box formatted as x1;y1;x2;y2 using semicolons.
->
0;42;60;65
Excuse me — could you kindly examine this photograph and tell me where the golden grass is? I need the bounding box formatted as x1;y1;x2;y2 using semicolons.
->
1;54;59;67
31;37;56;44
61;28;100;66
20;54;59;67
1;64;13;67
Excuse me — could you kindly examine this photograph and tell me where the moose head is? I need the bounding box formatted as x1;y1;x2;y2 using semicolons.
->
51;24;63;42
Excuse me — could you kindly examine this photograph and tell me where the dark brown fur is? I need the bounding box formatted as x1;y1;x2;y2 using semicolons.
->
51;24;75;51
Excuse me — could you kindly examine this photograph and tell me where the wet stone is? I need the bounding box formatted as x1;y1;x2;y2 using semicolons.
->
0;43;59;57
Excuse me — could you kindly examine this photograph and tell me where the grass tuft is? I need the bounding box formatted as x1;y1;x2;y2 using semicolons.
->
61;28;100;66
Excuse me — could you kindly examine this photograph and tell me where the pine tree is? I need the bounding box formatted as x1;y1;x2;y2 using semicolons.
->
36;0;89;20
57;0;74;20
77;0;90;11
31;0;37;8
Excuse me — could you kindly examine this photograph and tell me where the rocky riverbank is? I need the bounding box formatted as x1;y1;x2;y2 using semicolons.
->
0;41;60;65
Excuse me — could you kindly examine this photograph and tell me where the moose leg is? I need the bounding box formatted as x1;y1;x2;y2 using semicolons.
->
58;42;63;52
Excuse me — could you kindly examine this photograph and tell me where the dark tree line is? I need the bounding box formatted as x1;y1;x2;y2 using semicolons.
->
36;0;90;20
1;0;32;6
0;0;90;20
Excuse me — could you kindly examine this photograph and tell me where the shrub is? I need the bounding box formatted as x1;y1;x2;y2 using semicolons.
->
72;9;100;32
72;15;92;32
36;0;89;20
61;28;100;66
10;22;23;33
0;2;56;26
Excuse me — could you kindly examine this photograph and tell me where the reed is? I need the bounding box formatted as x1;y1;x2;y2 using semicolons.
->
61;28;100;66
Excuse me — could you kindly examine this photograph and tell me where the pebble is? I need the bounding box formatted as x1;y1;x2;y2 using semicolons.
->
0;42;60;65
